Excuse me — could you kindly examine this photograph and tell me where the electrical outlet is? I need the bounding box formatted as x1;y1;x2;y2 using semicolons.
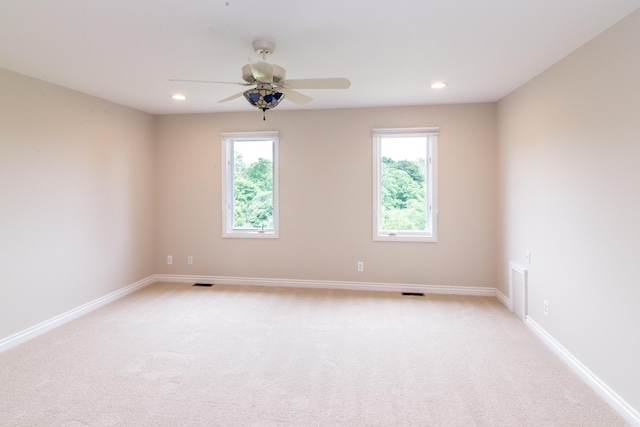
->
543;300;549;316
167;255;172;265
357;261;364;272
188;256;193;265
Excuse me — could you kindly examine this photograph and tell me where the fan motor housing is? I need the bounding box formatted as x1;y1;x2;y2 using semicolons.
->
242;64;285;84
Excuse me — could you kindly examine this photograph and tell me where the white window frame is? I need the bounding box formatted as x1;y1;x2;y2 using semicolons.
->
221;131;279;238
372;127;438;243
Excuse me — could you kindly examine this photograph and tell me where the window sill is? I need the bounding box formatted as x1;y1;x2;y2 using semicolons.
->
374;234;437;243
223;230;279;239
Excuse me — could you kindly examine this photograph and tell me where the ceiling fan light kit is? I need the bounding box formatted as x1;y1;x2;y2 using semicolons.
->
243;84;285;120
169;39;350;119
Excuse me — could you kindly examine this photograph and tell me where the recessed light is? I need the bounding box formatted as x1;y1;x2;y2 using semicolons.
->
430;82;447;89
172;94;186;100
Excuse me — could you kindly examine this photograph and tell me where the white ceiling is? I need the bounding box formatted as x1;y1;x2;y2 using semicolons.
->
1;0;639;115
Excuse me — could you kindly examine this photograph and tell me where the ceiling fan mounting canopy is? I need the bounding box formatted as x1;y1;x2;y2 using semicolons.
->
252;39;276;57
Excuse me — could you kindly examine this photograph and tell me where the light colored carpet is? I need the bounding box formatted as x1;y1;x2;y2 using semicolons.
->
0;282;627;426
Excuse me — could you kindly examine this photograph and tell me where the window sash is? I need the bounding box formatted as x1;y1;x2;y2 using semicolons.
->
373;128;438;242
222;131;279;238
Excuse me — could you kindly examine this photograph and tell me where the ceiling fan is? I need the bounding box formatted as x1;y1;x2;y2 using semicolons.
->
170;39;351;118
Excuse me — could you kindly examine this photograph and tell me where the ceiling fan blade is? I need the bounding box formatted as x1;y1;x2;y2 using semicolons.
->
278;77;351;90
218;91;247;103
279;88;313;105
169;78;251;86
249;58;274;83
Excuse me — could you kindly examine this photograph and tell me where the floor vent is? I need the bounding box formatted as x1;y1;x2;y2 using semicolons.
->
402;292;425;297
193;283;214;287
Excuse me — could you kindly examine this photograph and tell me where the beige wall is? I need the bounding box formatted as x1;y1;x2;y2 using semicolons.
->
497;9;640;411
0;69;156;339
155;103;498;288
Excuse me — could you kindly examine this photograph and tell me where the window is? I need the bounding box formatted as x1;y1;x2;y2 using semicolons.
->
222;131;279;238
373;128;438;242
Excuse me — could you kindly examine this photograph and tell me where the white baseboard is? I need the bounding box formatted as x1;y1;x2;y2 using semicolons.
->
526;316;640;427
154;274;497;297
495;288;510;308
0;275;155;353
